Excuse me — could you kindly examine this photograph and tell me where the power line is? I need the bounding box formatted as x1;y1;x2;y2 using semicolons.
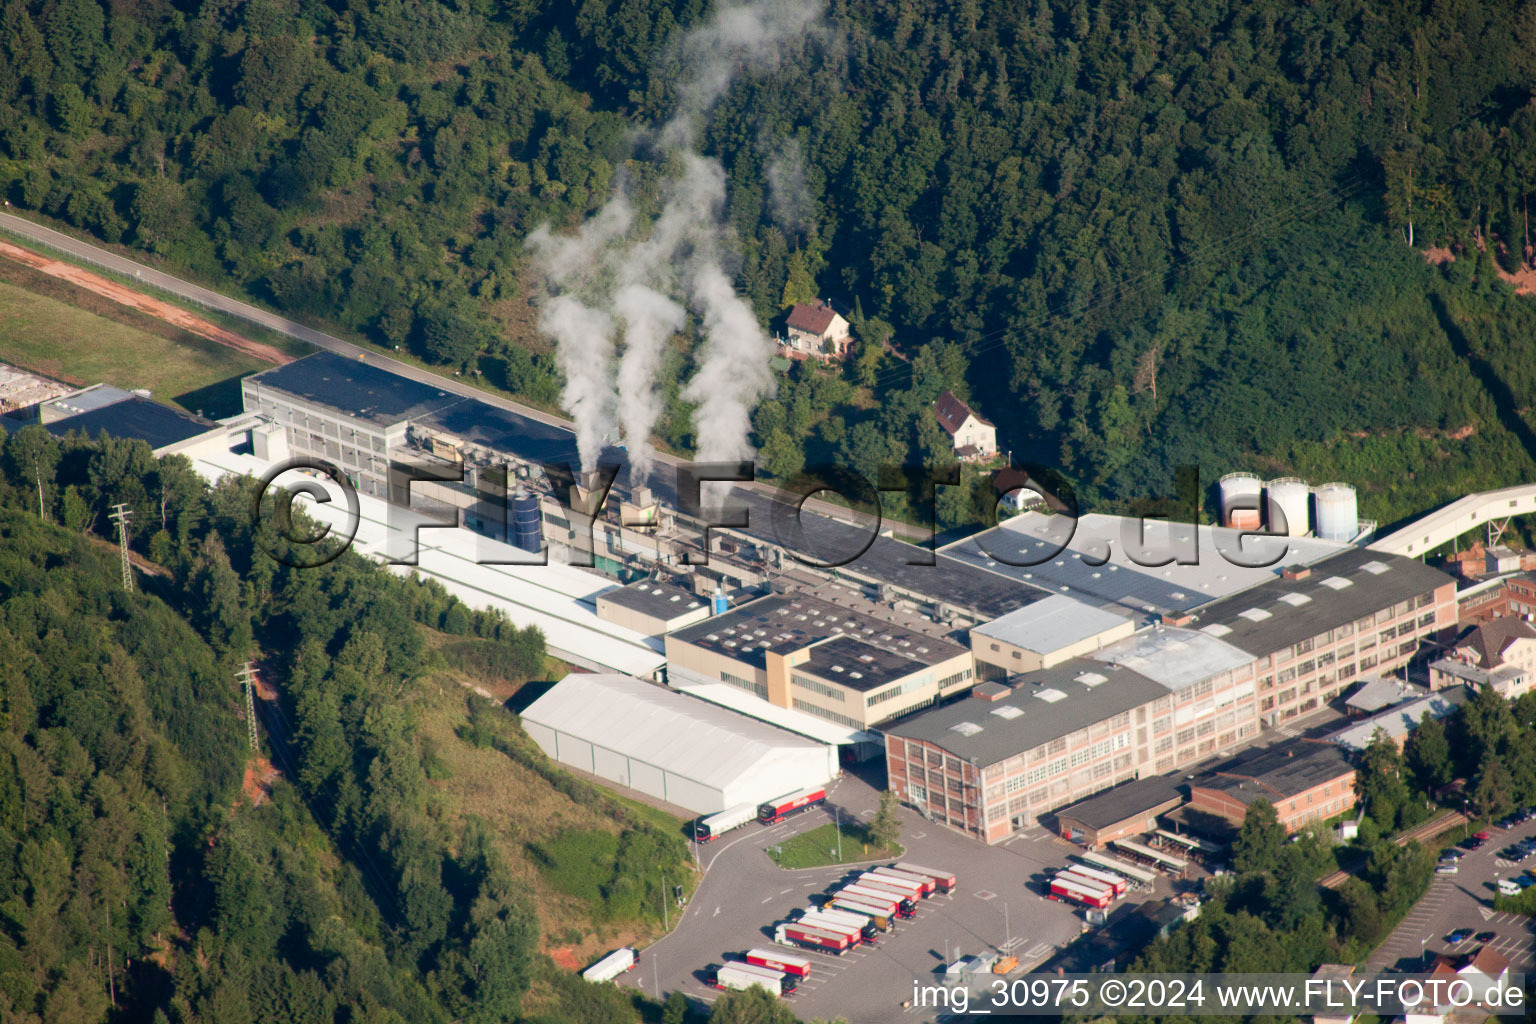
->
236;662;260;754
108;503;133;593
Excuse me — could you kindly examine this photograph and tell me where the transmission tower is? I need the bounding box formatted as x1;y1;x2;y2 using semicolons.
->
108;504;133;593
236;662;259;753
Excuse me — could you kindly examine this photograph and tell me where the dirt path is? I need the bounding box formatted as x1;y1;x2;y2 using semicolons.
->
0;239;293;366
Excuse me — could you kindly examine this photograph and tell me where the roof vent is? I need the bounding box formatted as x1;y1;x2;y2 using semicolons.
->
1281;564;1311;580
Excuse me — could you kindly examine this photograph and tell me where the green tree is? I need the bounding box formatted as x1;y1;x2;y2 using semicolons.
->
867;790;901;850
662;989;690;1024
1232;799;1285;876
709;985;797;1024
1357;730;1412;831
1405;712;1453;792
779;251;817;309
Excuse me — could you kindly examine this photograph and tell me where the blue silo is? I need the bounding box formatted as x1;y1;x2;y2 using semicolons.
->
511;486;543;554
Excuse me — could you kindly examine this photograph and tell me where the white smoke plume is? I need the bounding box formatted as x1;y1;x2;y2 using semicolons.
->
543;294;618;473
664;0;826;148
766;138;812;236
613;283;685;483
530;0;824;482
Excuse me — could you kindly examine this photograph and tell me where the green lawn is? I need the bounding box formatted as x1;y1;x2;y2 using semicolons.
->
766;822;903;869
0;279;266;416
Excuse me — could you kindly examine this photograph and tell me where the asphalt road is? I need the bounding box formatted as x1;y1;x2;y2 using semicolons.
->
1367;816;1536;974
0;209;933;543
626;770;1172;1023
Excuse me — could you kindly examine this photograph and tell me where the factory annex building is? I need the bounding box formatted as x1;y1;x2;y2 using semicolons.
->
664;591;974;730
885;547;1455;843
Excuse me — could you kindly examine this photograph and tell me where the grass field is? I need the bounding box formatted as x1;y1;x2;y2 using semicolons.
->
0;276;268;417
413;674;697;958
766;821;903;869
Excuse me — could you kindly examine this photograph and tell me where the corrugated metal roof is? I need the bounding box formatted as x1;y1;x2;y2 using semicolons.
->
523;673;830;788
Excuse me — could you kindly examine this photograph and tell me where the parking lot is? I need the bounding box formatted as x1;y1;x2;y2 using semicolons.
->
1366;814;1536;974
624;770;1174;1023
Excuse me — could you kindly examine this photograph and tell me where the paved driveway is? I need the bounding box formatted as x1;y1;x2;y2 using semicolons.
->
1367;818;1536;973
625;771;1170;1023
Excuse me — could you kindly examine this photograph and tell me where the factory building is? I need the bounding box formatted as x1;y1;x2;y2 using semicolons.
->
1053;776;1186;849
883;626;1259;843
520;672;838;814
942;511;1352;621
969;595;1135;677
1187;549;1457;726
665;591;975;731
1186;741;1357;832
596;579;711;636
242;351;460;500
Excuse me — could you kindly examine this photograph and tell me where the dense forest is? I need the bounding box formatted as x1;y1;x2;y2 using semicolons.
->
0;423;722;1023
4;0;1536;527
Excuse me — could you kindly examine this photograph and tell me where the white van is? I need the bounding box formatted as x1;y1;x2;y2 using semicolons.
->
1497;878;1521;897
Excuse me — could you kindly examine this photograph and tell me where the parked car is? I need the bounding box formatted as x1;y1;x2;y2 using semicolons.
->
1447;928;1473;943
1518;874;1536;888
1436;864;1459;875
1476;830;1492;841
1497;816;1519;829
1477;931;1499;942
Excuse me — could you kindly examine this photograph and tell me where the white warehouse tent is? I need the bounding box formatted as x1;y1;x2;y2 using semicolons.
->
521;673;839;814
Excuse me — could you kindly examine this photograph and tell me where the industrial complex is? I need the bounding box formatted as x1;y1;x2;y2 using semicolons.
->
17;348;1536;851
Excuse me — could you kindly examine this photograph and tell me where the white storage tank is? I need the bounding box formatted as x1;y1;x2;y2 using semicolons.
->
1218;473;1263;530
1265;478;1311;536
1313;483;1358;542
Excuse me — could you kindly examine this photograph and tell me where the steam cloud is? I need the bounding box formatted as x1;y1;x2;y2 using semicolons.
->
529;0;824;486
766;139;812;236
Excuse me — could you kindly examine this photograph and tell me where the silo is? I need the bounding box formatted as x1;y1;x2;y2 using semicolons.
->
1218;473;1263;530
511;486;543;554
1265;478;1311;536
1313;483;1358;542
711;584;730;616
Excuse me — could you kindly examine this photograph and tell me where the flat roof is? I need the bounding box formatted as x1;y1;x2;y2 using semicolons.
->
43;383;134;417
798;635;931;692
1055;776;1186;830
1344;677;1427;714
598;580;707;620
1089;625;1254;691
735;488;1052;620
884;661;1169;767
1327;685;1469;752
972;594;1131;653
246;351;462;428
669;593;967;672
1193;740;1354;802
943;513;1352;617
668;667;875;744
1186;547;1456;656
44;395;216;451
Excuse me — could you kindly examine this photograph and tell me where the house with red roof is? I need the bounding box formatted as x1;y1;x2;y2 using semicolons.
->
934;390;997;461
783;301;852;360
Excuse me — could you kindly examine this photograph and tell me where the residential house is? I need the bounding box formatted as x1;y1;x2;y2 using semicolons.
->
934;390;997;460
1429;618;1536;698
783;301;852;360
